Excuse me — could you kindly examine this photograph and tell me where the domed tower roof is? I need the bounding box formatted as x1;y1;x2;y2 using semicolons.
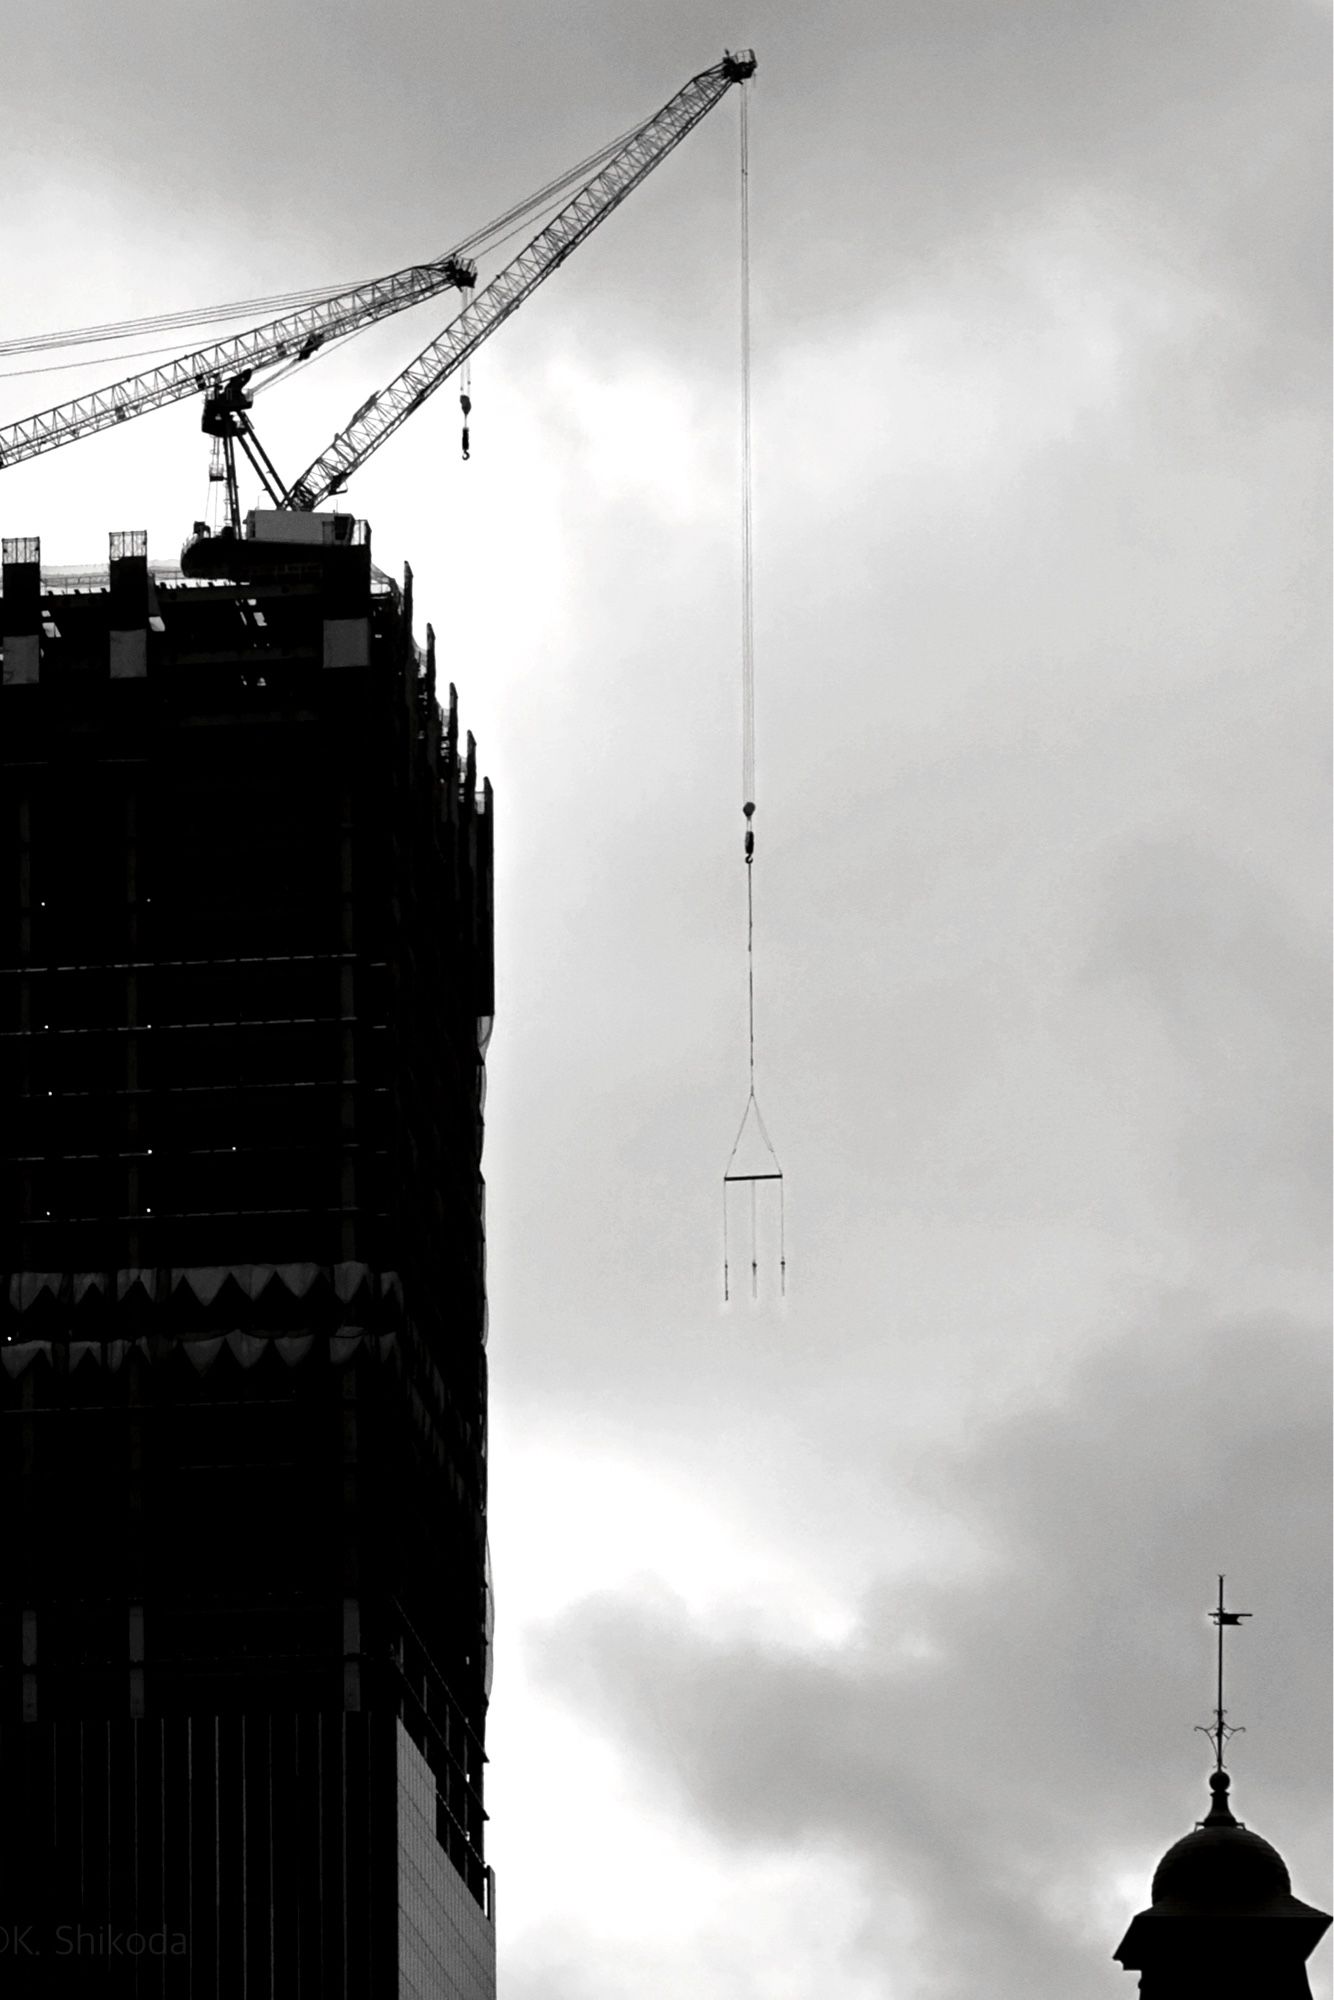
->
1149;1770;1292;1913
1114;1770;1330;1992
1113;1580;1330;1996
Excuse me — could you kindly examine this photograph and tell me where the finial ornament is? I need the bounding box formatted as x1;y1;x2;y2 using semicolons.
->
1195;1573;1251;1771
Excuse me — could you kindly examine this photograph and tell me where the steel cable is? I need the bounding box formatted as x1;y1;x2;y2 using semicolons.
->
722;74;784;1302
0;118;650;379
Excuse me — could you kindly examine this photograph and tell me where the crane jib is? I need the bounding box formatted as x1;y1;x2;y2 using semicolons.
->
0;53;755;504
286;52;756;510
0;260;478;470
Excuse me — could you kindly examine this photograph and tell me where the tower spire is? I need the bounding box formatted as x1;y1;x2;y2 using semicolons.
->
1195;1573;1251;1772
1114;1581;1330;1994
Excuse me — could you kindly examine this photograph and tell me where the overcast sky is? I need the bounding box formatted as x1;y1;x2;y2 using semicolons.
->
3;5;1330;1995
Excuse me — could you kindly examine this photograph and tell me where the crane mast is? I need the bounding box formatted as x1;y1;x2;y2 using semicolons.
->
285;51;756;508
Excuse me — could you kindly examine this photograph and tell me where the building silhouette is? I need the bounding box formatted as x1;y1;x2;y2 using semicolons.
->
0;514;495;1996
1114;1764;1331;1994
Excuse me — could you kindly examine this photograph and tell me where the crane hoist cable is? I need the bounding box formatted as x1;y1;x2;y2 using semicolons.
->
723;75;784;1305
459;286;475;460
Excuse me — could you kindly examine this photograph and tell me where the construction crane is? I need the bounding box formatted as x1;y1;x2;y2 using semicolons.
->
0;51;756;537
283;50;754;511
0;255;478;512
1;45;783;1298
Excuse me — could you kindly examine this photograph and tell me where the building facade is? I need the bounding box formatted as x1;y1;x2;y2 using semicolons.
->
0;514;496;1996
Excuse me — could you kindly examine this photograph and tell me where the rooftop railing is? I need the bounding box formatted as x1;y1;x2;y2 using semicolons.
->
24;559;399;595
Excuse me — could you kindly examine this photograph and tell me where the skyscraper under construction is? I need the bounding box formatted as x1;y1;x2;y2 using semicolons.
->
0;511;495;1997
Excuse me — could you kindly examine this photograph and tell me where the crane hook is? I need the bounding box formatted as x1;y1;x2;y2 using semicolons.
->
460;390;472;462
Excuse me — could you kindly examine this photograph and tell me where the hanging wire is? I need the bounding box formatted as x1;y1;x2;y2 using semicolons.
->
0;339;252;382
0;280;366;362
739;78;758;1096
459;286;475;460
0;115;651;381
723;76;784;1305
0;166;602;393
723;1083;784;1301
739;82;756;821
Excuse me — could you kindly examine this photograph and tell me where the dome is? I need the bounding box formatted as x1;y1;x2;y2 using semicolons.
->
1150;1771;1292;1913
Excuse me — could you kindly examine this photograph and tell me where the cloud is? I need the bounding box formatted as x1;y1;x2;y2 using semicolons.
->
4;3;1324;377
1;11;1325;1999
529;1304;1331;1998
1081;839;1331;1261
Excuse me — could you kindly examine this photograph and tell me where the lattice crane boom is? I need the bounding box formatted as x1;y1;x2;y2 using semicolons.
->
0;50;754;514
0;255;478;472
285;51;756;510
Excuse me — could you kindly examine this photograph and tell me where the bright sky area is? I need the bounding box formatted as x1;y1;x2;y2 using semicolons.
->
2;5;1329;1996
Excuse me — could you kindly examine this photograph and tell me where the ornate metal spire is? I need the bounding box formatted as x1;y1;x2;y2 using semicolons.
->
1195;1573;1251;1772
